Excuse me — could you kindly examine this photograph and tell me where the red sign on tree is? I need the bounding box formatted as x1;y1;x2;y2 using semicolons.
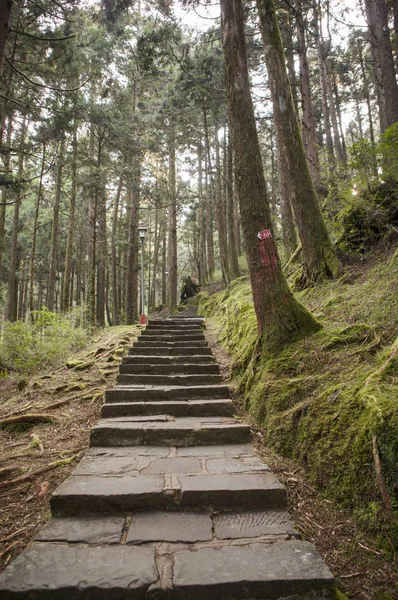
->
257;229;272;240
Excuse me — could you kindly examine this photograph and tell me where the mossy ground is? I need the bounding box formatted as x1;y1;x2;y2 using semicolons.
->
198;249;398;551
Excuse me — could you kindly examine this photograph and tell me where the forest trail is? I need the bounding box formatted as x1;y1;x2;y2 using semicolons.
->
0;315;335;599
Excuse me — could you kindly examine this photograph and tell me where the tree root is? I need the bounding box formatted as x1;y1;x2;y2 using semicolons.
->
0;414;57;426
372;435;393;519
0;455;77;490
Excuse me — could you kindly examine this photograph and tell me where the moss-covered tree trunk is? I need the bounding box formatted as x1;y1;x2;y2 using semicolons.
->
220;0;320;348
256;0;340;286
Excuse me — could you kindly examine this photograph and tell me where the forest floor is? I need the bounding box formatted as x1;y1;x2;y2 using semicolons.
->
202;245;398;600
204;319;398;600
0;324;141;571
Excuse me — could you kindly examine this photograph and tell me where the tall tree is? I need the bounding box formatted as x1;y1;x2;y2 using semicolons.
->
256;0;340;286
220;0;319;348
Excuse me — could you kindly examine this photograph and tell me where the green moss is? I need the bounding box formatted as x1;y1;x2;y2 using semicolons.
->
201;253;398;547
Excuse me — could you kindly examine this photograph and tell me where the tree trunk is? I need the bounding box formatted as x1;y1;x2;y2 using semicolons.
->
357;39;376;145
220;0;320;348
6;118;27;322
161;219;167;308
295;0;322;189
364;0;398;130
215;124;230;284
203;104;215;278
226;133;240;279
0;0;12;81
96;184;107;328
62;128;78;312
167;131;178;312
111;164;124;325
0;116;12;281
314;5;334;171
256;0;340;286
125;163;140;324
198;139;208;286
277;142;298;262
47;137;65;312
29;141;46;314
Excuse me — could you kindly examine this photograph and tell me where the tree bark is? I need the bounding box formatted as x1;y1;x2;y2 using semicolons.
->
226;133;240;279
29;141;46;314
203;104;215;278
61;127;78;312
167;131;178;312
220;0;320;348
0;0;12;81
125;162;140;324
215;124;230;284
256;0;340;286
111;164;124;325
295;0;322;190
6;117;26;321
47;137;65;312
364;0;398;130
198;138;208;286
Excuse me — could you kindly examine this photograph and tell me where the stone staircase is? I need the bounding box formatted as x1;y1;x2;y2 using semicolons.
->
0;316;336;599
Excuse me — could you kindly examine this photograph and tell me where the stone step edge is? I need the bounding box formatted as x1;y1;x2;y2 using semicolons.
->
0;540;335;599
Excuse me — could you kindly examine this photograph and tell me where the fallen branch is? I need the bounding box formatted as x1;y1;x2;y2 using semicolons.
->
372;435;394;518
0;413;57;426
283;244;302;271
0;456;77;490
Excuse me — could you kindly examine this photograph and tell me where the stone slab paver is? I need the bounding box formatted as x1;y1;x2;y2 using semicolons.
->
105;384;230;402
50;475;171;516
127;512;212;544
180;473;286;510
213;510;297;539
173;540;335;600
101;399;235;419
0;545;157;599
35;516;125;544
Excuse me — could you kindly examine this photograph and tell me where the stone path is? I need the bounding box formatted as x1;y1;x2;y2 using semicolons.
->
0;316;336;599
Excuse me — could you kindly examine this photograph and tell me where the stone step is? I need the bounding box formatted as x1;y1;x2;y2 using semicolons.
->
129;346;213;356
116;373;224;386
141;329;204;336
90;416;251;447
146;324;203;331
148;318;204;326
105;384;230;403
119;363;220;375
133;340;208;348
34;509;298;545
0;538;334;599
122;355;216;364
139;334;206;342
101;399;234;418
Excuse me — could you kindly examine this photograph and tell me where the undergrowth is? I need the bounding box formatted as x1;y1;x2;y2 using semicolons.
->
0;307;87;376
199;249;398;549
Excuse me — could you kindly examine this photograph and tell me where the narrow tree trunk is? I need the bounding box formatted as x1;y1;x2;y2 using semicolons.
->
167;132;178;312
29;141;46;314
96;183;107;328
215;125;230;284
257;0;340;285
161;220;167;308
364;0;398;130
226;133;240;279
220;0;320;348
198;139;208;286
61;129;78;312
47;138;65;312
295;0;322;189
277;142;298;262
357;40;376;145
332;72;348;163
110;167;123;324
126;163;140;324
313;1;334;170
6;118;27;321
0;116;12;280
203;104;215;278
0;0;12;81
150;203;160;310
